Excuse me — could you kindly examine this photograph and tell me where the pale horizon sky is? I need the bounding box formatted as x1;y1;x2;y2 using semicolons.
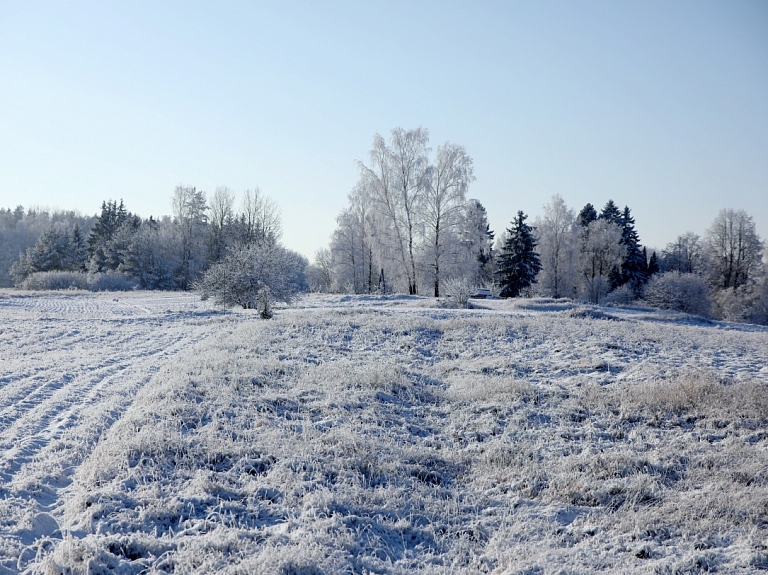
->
1;1;767;259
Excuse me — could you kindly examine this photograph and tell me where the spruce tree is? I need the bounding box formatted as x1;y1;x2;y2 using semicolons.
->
495;211;542;298
599;199;622;224
647;250;660;276
618;206;648;290
578;203;597;227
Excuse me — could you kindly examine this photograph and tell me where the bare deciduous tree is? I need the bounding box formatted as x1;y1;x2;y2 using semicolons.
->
360;127;429;294
422;142;474;296
579;219;625;303
662;231;704;274
240;187;282;246
704;208;763;290
208;186;235;262
535;195;579;298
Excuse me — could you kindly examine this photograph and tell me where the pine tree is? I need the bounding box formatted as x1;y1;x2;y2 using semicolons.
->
599;200;622;225
647;250;660;276
495;211;542;298
88;199;134;272
65;224;88;271
617;206;648;291
577;203;597;227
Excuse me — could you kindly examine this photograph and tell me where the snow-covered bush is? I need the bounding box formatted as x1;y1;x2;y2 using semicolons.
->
600;283;636;306
19;270;139;291
441;277;474;308
88;271;139;292
21;271;90;291
642;271;710;316
711;282;768;325
197;243;306;317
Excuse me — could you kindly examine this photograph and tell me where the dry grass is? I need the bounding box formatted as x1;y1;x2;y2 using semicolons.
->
32;302;768;574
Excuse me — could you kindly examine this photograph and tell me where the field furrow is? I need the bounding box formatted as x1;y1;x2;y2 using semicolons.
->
0;292;236;572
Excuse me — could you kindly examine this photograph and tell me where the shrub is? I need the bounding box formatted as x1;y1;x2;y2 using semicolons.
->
88;271;139;292
441;277;474;308
642;272;710;316
711;283;768;325
22;271;90;291
600;283;637;306
19;271;139;292
197;243;305;317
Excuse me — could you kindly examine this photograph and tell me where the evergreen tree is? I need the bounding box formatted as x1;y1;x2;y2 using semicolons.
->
65;224;88;271
599;199;622;225
495;211;542;298
577;203;597;227
88;199;135;272
617;205;648;290
647;250;660;276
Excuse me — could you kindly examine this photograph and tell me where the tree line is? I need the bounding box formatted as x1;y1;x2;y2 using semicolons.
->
1;186;308;298
1;125;765;324
322;127;766;324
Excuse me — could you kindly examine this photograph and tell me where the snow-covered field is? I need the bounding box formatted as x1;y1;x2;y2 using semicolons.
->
1;292;767;574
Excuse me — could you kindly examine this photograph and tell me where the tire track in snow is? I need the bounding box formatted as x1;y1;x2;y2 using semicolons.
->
0;292;235;572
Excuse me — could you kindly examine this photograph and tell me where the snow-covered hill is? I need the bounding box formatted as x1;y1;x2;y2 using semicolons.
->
1;292;767;574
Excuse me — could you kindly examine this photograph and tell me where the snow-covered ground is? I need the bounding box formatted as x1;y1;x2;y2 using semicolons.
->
1;291;767;574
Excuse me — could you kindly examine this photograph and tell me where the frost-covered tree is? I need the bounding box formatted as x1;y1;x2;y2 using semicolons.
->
306;247;334;293
535;195;578;298
421;142;474;296
237;187;282;247
335;127;484;296
579;218;625;303
704;208;763;291
171;186;208;290
359;127;429;294
120;217;177;290
88;200;138;273
10;223;88;285
642;271;711;316
460;199;495;286
495;211;541;298
330;179;384;294
661;232;704;274
198;242;306;318
208;186;236;263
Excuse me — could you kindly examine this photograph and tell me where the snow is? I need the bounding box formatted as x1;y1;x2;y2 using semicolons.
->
1;291;767;573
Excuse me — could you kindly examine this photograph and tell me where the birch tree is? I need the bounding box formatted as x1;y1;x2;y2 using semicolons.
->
171;186;208;290
422;142;474;296
535;195;578;298
361;127;429;294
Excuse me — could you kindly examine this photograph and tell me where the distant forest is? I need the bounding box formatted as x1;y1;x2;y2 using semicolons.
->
1;128;766;325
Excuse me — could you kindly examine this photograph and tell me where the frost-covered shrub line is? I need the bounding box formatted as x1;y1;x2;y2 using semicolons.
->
20;270;139;292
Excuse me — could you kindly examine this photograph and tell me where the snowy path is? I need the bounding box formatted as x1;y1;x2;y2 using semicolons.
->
0;292;235;572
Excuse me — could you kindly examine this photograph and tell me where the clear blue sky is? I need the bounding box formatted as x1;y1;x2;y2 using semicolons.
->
1;1;766;259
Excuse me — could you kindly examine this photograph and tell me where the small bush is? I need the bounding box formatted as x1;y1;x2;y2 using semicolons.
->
197;243;304;316
22;271;90;291
441;277;474;308
88;272;139;292
711;283;768;325
19;271;138;292
601;283;637;306
642;272;711;316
